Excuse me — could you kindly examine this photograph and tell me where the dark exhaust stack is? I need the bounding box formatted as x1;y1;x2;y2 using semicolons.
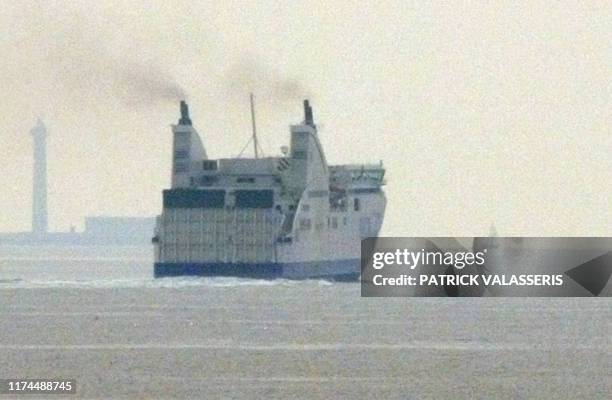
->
303;100;314;126
178;100;192;126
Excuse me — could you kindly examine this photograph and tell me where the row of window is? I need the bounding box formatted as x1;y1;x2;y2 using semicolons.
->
302;198;360;212
351;170;384;181
163;189;274;209
192;176;286;187
236;177;255;183
298;216;349;231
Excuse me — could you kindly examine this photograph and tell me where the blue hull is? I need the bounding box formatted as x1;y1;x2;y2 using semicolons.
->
154;259;360;281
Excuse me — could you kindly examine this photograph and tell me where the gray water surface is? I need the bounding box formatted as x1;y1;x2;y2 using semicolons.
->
0;246;610;399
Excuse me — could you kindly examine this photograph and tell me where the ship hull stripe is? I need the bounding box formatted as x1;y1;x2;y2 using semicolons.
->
154;259;359;281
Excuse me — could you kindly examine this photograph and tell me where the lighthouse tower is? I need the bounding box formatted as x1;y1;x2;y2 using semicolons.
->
31;119;48;236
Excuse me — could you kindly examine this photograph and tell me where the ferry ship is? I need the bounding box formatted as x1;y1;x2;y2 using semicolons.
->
153;99;386;280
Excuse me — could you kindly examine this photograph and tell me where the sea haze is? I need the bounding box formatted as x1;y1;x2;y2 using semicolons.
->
0;245;610;399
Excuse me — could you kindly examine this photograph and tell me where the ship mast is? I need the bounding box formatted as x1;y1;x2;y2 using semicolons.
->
250;93;259;159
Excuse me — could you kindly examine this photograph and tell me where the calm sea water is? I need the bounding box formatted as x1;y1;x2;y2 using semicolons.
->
0;245;610;399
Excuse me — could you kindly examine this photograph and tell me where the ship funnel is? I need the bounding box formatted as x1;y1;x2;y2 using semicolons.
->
178;100;192;126
303;99;314;126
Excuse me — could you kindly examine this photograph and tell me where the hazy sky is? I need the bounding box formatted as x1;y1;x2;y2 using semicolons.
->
1;1;610;236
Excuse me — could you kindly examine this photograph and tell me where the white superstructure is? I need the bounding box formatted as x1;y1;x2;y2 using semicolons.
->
153;100;386;280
